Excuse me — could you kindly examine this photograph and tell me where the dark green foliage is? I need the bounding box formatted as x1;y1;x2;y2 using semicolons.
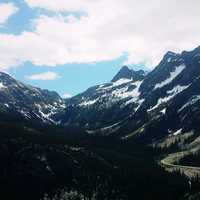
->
0;119;197;200
177;152;200;167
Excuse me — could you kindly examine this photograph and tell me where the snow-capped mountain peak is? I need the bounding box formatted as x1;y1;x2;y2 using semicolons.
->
0;72;65;124
58;46;200;135
1;46;200;138
111;66;145;82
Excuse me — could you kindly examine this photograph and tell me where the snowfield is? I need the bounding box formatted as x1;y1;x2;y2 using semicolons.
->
154;65;186;90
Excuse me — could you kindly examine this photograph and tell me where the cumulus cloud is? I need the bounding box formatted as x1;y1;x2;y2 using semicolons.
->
0;2;18;25
26;71;61;80
25;0;92;12
0;0;200;70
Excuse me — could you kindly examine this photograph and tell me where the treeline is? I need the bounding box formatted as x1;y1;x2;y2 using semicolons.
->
0;119;200;200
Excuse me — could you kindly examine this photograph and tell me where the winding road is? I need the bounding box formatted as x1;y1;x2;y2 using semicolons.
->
160;153;200;178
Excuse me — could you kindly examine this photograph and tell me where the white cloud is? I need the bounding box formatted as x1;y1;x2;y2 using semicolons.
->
62;93;72;99
26;71;60;80
25;0;92;12
0;0;200;70
0;3;18;25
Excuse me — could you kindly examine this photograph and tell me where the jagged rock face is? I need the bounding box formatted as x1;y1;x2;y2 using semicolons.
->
58;65;145;130
119;46;200;139
0;72;65;124
139;46;200;110
60;46;200;137
111;66;145;82
1;46;200;139
60;74;146;130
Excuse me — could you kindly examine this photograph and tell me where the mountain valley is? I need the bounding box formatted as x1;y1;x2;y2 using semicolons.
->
1;46;200;199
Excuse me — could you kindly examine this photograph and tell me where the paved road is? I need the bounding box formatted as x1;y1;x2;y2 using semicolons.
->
160;154;200;177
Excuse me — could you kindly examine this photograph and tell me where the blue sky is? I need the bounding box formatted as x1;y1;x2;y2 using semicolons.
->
10;57;129;96
0;0;146;97
0;0;199;97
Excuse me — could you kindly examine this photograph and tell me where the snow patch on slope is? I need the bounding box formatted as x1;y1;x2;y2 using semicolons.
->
167;85;189;95
79;98;99;106
111;80;144;109
148;85;189;111
80;80;144;110
112;81;142;99
113;78;132;86
178;95;200;112
98;78;132;91
0;82;6;90
173;129;182;136
160;108;166;114
167;58;172;63
154;65;186;90
20;110;31;119
34;103;61;123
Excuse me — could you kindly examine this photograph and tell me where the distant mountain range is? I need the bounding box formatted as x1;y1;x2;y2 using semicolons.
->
59;46;200;141
1;46;200;200
0;72;65;124
1;46;200;141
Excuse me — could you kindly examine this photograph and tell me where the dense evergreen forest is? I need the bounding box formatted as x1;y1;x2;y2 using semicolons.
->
177;152;200;168
0;115;200;200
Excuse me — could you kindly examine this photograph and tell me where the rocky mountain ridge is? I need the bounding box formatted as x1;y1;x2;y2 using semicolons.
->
1;46;200;142
0;72;65;124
